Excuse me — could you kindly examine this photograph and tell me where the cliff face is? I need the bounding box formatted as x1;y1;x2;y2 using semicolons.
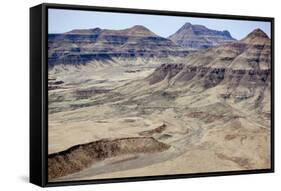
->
48;25;190;66
149;64;270;89
148;29;271;110
168;22;236;50
150;29;271;79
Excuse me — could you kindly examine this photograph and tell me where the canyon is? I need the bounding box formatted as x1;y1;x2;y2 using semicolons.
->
48;24;271;182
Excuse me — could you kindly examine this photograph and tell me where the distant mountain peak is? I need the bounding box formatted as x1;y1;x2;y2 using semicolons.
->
183;22;192;26
251;28;269;37
168;23;236;50
130;25;150;31
241;28;270;44
181;22;192;29
125;25;156;36
221;30;232;38
177;22;208;32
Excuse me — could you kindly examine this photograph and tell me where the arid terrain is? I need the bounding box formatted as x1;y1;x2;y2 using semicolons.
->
48;23;271;182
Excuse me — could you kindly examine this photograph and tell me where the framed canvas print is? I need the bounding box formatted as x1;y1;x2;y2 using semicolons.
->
30;3;274;187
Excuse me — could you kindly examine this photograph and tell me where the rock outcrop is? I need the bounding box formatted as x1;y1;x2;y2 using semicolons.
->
48;137;170;180
149;64;270;88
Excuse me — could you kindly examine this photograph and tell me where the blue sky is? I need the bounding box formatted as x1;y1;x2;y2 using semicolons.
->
48;9;271;40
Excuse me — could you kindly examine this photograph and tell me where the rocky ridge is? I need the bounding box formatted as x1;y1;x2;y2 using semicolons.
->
48;25;190;66
147;28;271;110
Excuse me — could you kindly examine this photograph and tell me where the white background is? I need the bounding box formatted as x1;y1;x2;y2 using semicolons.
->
0;0;279;190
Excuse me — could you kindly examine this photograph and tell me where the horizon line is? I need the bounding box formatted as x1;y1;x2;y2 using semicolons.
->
48;24;270;41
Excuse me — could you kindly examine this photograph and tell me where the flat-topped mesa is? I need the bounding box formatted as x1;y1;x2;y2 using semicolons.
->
241;28;270;45
65;27;102;34
65;25;156;36
48;25;190;66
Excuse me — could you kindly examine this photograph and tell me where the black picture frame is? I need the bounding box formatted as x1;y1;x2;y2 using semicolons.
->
30;3;275;187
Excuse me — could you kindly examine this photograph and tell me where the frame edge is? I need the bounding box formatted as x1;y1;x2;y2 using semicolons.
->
31;3;275;187
30;3;45;187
